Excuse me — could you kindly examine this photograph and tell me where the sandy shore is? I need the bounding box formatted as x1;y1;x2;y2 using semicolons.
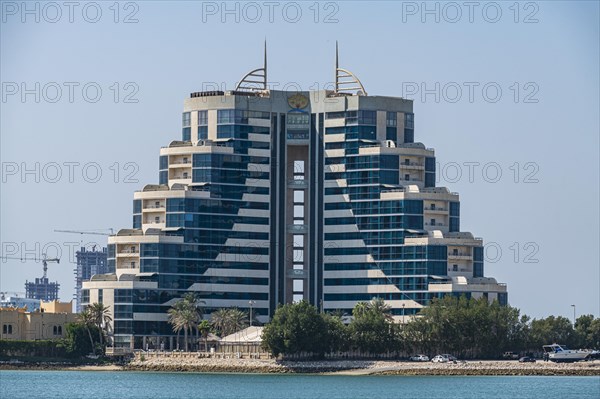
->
124;356;600;376
3;358;600;376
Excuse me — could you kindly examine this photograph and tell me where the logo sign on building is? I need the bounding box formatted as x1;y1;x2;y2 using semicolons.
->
287;93;309;110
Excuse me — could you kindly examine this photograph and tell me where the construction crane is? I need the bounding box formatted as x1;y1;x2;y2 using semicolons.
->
1;254;61;301
54;228;114;236
0;254;60;279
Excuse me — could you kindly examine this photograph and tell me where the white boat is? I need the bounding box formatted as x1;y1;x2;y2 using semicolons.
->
542;344;589;362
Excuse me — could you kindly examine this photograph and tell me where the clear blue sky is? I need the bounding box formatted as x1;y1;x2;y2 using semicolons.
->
1;1;598;319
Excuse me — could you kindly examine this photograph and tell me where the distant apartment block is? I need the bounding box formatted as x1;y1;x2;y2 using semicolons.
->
75;246;110;312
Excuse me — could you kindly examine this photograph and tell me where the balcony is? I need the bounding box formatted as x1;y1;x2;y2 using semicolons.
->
116;261;138;270
424;222;445;227
448;252;472;260
400;162;424;170
144;219;165;225
116;248;139;258
401;177;422;183
424;207;448;214
450;268;471;273
142;205;165;212
169;161;192;168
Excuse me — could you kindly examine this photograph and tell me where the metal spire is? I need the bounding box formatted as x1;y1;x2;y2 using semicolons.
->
334;41;368;96
235;42;268;92
264;39;268;85
335;40;339;78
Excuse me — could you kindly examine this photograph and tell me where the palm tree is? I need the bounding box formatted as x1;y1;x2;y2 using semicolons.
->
210;308;230;337
210;308;249;337
353;302;370;318
228;308;249;334
168;293;203;351
353;298;393;321
87;303;112;351
367;298;393;321
78;309;96;355
197;320;212;352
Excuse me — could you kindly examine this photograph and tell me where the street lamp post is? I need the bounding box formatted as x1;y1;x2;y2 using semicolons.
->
571;304;576;326
402;304;406;324
249;300;256;327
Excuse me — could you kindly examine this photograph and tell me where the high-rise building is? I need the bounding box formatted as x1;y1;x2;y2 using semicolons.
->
25;278;60;302
75;246;110;312
24;256;61;302
83;49;507;350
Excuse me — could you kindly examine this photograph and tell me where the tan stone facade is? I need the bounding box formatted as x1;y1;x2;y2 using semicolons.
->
0;300;77;340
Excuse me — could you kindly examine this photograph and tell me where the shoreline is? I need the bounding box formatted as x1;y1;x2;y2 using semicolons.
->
2;359;599;376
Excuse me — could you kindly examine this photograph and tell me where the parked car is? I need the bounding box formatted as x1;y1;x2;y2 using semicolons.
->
432;354;457;363
519;356;536;363
431;355;448;363
410;354;430;362
441;354;457;361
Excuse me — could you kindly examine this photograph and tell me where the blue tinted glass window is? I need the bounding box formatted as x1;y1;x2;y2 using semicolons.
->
287;113;310;126
449;217;460;232
133;200;141;214
182;112;191;127
159;156;168;170
197;110;208;125
386;112;397;127
198;126;208;140
404;113;414;129
498;293;508;306
474;246;483;262
425;157;436;172
358;110;377;125
182;127;191;141
450;201;460;216
107;244;115;258
386;127;396;141
159;170;168;185
474;263;484;278
425;173;435;188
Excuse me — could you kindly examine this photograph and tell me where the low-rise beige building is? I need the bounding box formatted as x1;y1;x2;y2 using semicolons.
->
0;300;78;340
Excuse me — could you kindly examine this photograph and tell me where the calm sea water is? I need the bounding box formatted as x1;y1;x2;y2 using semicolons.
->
0;371;598;399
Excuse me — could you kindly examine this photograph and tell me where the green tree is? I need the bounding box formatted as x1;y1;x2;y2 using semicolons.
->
210;308;249;337
575;315;600;349
78;308;97;355
405;295;528;359
349;299;397;354
323;312;350;353
168;293;203;351
261;301;329;357
197;320;212;352
87;302;112;352
529;316;576;350
64;322;101;357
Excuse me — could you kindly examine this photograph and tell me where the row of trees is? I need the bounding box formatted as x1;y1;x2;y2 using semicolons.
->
167;293;254;351
261;297;600;359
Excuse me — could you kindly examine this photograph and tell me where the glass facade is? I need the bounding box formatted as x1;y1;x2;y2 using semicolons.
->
85;89;506;349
